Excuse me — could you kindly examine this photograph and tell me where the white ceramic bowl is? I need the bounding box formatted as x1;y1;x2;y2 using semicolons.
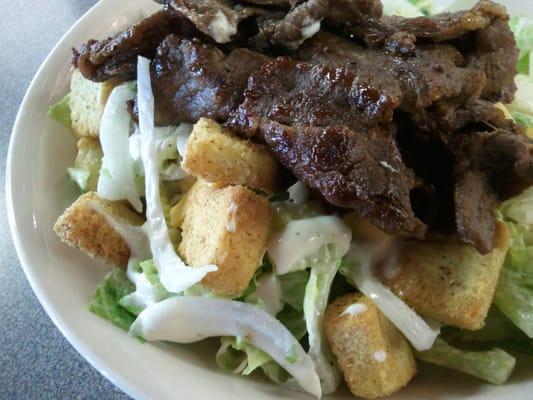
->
6;0;533;399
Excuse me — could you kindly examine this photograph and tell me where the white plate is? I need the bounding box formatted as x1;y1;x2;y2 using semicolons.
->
6;0;533;399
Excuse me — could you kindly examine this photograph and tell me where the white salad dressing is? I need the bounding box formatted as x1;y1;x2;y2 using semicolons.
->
246;273;283;316
341;303;368;316
373;350;387;363
97;84;143;212
130;297;322;398
288;181;310;204
267;216;352;275
344;243;440;351
136;56;217;293
208;10;237;44
225;202;238;233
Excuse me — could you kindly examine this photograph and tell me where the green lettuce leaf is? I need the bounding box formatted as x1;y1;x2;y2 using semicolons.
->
48;94;72;128
511;111;533;128
416;338;516;385
279;270;309;312
277;306;307;341
215;337;290;384
69;138;103;192
89;269;136;331
510;16;533;76
493;228;533;337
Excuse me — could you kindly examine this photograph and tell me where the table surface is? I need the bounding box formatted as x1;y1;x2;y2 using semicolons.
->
0;1;129;398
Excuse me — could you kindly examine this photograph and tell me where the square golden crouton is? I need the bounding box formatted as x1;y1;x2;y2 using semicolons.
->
69;69;116;138
54;192;145;267
182;118;280;192
325;293;417;399
377;221;510;330
178;180;272;297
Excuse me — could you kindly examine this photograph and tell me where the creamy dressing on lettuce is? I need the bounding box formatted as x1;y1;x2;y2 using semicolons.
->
267;216;352;275
130;297;322;398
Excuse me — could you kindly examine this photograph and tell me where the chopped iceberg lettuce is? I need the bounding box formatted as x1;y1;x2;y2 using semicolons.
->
382;0;424;17
277;306;307;341
493;221;533;338
303;245;348;394
67;168;90;192
279;271;309;312
510;75;533;116
510;16;533;76
130;296;322;398
48;94;72;128
267;215;351;393
69;138;104;192
119;259;171;315
267;215;351;275
416;338;516;385
216;337;272;375
342;243;440;351
89;269;136;331
245;273;284;315
137;56;217;294
97;84;143;212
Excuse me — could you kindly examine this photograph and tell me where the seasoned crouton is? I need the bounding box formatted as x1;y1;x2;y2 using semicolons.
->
377;222;510;330
69;69;116;137
178;180;272;297
182;118;279;192
325;293;417;399
54;192;144;267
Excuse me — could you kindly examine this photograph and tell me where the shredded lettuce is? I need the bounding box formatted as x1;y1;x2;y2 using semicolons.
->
130;296;322;397
48;94;72;128
510;75;533;116
97;84;143;212
216;337;272;375
279;271;309;312
137;56;217;294
303;245;347;394
343;244;440;351
493;221;533;338
510;16;533;76
268;216;351;275
89;269;137;331
416;338;516;385
245;273;284;315
277;306;307;341
382;0;424;17
69;138;103;192
119;259;171;315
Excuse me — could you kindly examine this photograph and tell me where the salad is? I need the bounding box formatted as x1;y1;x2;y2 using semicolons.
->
48;0;533;398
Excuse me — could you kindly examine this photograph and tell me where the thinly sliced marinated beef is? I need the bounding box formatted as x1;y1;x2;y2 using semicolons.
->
341;0;508;47
454;169;498;254
230;58;425;237
151;35;269;125
157;0;327;48
230;57;399;136
72;0;532;253
74;9;199;82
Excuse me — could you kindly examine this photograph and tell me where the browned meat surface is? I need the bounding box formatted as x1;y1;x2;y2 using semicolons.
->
299;28;516;133
157;0;328;48
74;9;199;82
151;35;270;125
72;0;533;253
341;0;508;47
230;58;426;236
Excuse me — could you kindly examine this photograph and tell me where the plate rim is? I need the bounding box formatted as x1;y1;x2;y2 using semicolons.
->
5;1;149;399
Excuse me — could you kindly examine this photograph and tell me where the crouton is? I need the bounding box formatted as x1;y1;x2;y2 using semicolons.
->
325;293;417;399
182;118;279;192
178;180;272;297
73;137;103;192
69;69;116;137
343;212;392;244
377;221;510;330
54;192;144;267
